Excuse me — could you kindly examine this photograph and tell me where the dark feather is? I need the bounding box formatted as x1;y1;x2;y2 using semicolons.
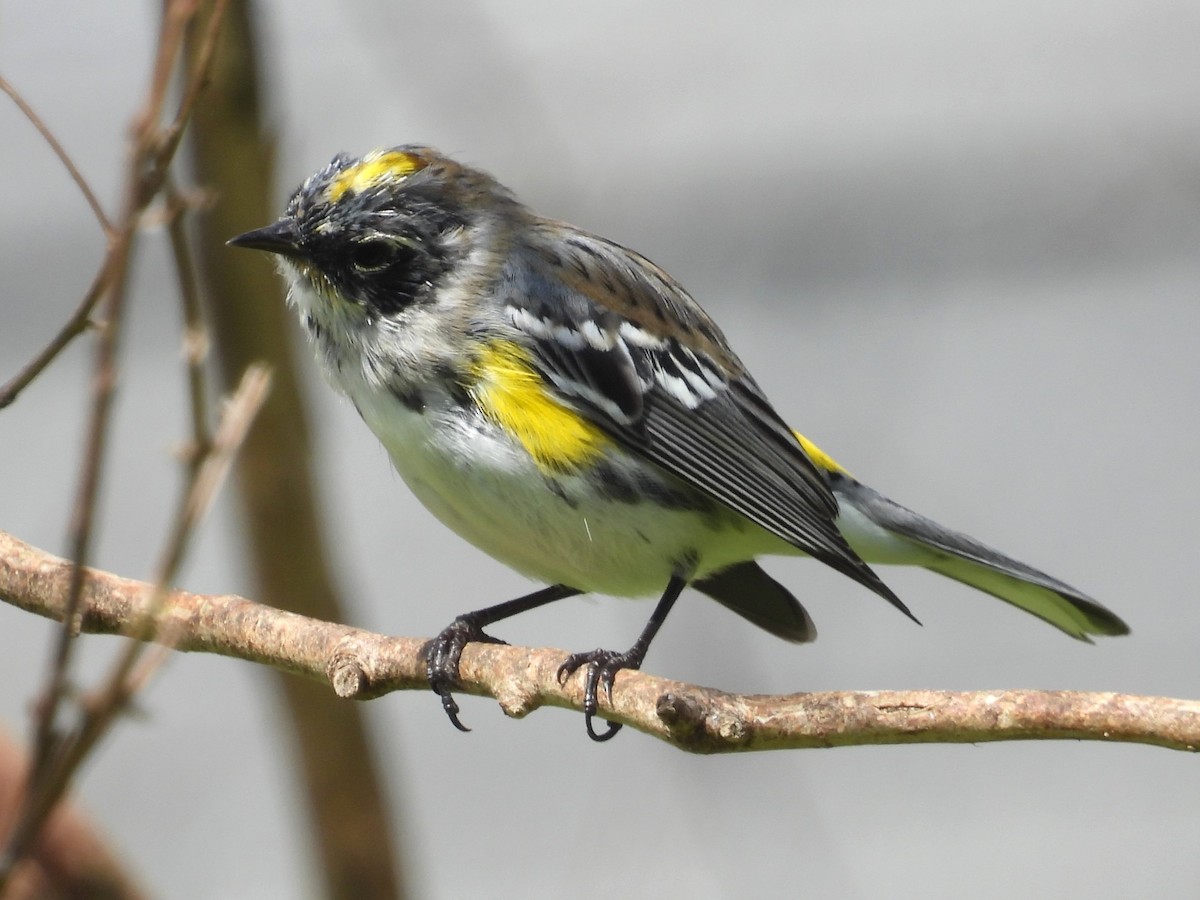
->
505;223;915;620
692;561;817;642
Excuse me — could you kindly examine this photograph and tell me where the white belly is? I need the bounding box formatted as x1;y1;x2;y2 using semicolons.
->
352;389;783;596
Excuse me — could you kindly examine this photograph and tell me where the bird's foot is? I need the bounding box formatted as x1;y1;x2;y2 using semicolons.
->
424;617;508;732
556;648;641;742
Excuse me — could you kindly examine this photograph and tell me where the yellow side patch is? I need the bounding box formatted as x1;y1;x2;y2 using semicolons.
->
469;341;609;473
327;150;425;203
794;431;850;476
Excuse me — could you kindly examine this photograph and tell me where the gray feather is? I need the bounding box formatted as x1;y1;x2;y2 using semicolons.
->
834;478;1129;640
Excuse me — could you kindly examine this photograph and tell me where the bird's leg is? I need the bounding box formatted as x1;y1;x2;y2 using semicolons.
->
426;584;581;731
557;574;688;741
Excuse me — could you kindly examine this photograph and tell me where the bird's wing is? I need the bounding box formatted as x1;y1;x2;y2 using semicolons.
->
692;561;817;642
501;222;911;616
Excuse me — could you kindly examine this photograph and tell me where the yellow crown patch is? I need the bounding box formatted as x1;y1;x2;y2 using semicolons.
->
327;150;425;203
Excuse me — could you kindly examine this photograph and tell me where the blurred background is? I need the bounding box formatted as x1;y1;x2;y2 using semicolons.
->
2;1;1199;897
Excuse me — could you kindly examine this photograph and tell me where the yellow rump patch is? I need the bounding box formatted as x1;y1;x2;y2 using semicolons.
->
469;341;609;474
327;150;425;203
794;431;849;476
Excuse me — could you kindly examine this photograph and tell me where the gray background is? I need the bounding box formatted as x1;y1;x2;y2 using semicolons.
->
2;2;1199;897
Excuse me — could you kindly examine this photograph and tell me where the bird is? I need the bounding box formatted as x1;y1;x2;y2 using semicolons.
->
229;145;1129;741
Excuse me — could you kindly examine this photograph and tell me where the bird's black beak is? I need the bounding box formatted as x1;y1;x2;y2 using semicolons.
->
227;219;304;258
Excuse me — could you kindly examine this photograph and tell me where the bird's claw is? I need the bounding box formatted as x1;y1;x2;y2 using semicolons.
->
557;648;632;741
424;617;507;733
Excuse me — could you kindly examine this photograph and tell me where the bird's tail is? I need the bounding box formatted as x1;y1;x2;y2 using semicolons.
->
831;476;1130;641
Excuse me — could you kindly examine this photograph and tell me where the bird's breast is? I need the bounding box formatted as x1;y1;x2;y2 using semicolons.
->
347;382;783;596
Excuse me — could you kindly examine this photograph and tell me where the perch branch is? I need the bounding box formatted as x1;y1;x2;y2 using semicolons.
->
1;529;1195;754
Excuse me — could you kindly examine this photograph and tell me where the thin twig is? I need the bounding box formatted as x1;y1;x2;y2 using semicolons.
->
165;180;214;460
36;167;145;771
5;0;234;884
0;5;225;411
135;0;194;169
151;0;232;190
0;75;111;235
124;364;271;691
0;263;110;410
0;368;269;877
31;0;227;770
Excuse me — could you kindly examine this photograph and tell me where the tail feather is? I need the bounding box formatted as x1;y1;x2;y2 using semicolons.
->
833;476;1130;641
924;557;1129;640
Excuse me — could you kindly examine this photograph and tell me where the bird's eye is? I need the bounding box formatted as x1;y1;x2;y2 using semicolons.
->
350;239;402;273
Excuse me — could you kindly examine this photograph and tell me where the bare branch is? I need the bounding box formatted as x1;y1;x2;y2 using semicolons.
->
0;0;233;429
30;0;233;773
1;528;1195;753
0;368;269;877
0;264;109;410
0;1;237;881
0;75;112;234
124;364;271;690
164;180;216;466
154;0;232;172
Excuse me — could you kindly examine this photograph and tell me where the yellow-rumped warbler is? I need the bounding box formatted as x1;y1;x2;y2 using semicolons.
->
230;145;1128;741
